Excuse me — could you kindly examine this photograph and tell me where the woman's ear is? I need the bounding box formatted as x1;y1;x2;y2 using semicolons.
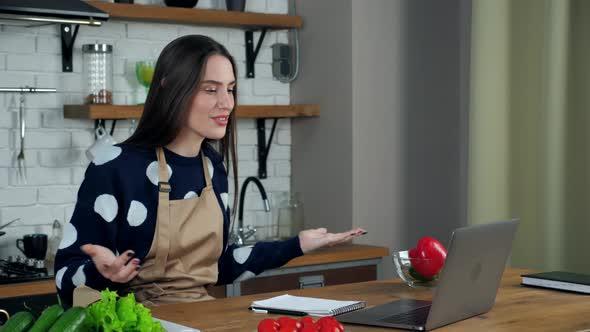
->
160;77;166;88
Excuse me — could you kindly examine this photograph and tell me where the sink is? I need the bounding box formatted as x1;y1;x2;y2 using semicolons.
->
0;293;59;324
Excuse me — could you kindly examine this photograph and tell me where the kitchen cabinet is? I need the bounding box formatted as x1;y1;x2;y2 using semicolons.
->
209;244;389;298
0;244;388;301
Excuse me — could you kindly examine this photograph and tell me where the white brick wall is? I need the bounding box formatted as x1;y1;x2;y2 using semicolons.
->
0;0;293;259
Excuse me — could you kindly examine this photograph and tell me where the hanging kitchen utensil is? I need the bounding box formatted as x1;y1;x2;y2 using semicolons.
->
0;218;20;230
16;92;26;184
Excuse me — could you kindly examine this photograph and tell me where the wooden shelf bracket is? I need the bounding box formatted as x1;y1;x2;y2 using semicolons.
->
245;28;268;79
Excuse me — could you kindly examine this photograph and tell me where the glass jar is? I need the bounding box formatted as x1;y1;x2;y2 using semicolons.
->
277;192;304;239
82;43;113;104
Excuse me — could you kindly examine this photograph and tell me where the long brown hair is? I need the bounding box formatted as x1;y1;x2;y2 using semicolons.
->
125;35;238;215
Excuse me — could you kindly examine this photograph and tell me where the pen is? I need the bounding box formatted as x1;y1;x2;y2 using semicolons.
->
249;306;307;316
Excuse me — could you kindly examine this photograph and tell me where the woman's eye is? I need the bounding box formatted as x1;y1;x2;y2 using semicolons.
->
228;89;234;94
205;89;216;94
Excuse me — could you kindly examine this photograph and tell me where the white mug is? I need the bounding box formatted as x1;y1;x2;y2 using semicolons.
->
86;127;118;162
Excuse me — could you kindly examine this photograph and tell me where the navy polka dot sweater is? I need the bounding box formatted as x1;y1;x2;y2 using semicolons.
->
54;143;303;306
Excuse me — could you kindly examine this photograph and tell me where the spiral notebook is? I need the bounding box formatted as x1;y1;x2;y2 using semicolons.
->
250;294;366;317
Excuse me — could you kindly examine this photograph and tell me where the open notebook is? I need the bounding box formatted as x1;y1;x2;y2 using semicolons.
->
251;294;366;317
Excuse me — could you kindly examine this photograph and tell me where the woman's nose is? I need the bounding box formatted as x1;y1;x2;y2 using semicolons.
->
217;90;233;109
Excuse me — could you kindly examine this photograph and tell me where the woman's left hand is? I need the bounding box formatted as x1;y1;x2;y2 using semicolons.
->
299;227;367;254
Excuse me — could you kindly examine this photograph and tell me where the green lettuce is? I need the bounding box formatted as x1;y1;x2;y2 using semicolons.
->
87;289;166;332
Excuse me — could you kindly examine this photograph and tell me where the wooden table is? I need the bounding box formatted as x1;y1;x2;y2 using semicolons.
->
151;268;590;331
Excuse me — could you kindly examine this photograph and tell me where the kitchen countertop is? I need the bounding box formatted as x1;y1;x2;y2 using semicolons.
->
151;268;590;331
0;243;389;299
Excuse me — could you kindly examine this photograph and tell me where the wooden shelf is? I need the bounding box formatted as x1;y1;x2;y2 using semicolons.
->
63;104;319;119
85;1;302;29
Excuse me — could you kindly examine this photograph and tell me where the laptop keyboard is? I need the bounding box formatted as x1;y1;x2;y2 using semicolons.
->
378;305;431;325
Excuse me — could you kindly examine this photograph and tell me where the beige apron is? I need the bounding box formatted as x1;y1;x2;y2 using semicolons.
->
127;147;224;306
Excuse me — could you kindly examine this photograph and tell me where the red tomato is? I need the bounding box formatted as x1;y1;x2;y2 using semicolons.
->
258;318;280;332
299;316;315;325
316;317;344;332
277;328;298;332
410;236;447;279
300;327;319;332
277;316;300;328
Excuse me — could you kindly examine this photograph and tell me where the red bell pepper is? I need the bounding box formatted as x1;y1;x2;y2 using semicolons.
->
409;236;447;279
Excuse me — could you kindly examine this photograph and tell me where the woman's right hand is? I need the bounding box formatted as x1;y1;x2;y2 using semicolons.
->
81;244;140;283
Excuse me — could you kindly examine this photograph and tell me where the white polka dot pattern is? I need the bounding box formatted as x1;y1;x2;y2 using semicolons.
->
59;223;77;249
234;270;255;282
184;191;198;199
146;161;173;186
205;156;214;179
127;200;148;227
94;194;118;222
72;265;86;286
220;193;229;211
92;146;122;166
232;246;253;264
55;266;67;289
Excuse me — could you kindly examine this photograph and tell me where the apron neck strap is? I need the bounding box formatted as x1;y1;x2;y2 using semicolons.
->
156;147;171;193
201;153;213;187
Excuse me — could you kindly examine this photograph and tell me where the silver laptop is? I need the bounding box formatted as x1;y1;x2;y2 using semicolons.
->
338;219;519;331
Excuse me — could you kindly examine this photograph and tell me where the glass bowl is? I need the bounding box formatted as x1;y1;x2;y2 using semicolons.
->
392;250;443;289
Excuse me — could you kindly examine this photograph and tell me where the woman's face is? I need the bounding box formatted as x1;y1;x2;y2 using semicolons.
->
185;54;235;141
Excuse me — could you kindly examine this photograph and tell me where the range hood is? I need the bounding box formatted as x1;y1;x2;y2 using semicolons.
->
0;0;108;27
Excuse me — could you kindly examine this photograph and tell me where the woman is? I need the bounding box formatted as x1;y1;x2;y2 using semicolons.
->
54;35;365;307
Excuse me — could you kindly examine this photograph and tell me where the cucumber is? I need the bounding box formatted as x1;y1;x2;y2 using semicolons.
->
0;311;35;332
47;307;89;332
28;304;64;332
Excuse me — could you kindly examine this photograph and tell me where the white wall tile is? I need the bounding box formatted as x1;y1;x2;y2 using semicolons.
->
21;131;71;149
1;205;64;226
0;72;35;86
0;187;37;207
254;79;289;96
274;160;291;177
71;131;95;148
0;150;11;167
267;145;290;160
246;0;266;13
237;146;256;161
38;149;87;167
127;22;179;40
237;95;274;105
36;36;61;54
177;26;230;45
254;63;273;78
0;130;8;148
42;111;93;129
274;95;290;105
38;186;78;204
277;129;290;145
6;54;61;72
267;0;289;14
0;168;7;187
9;168;71;186
0;35;35;53
71;167;87;185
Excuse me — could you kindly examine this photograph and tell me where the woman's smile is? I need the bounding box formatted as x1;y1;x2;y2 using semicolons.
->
211;114;229;126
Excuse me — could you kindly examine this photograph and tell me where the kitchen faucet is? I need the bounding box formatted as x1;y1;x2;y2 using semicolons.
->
232;176;271;246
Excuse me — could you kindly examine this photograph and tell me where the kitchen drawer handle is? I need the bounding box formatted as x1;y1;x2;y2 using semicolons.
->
299;275;325;289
